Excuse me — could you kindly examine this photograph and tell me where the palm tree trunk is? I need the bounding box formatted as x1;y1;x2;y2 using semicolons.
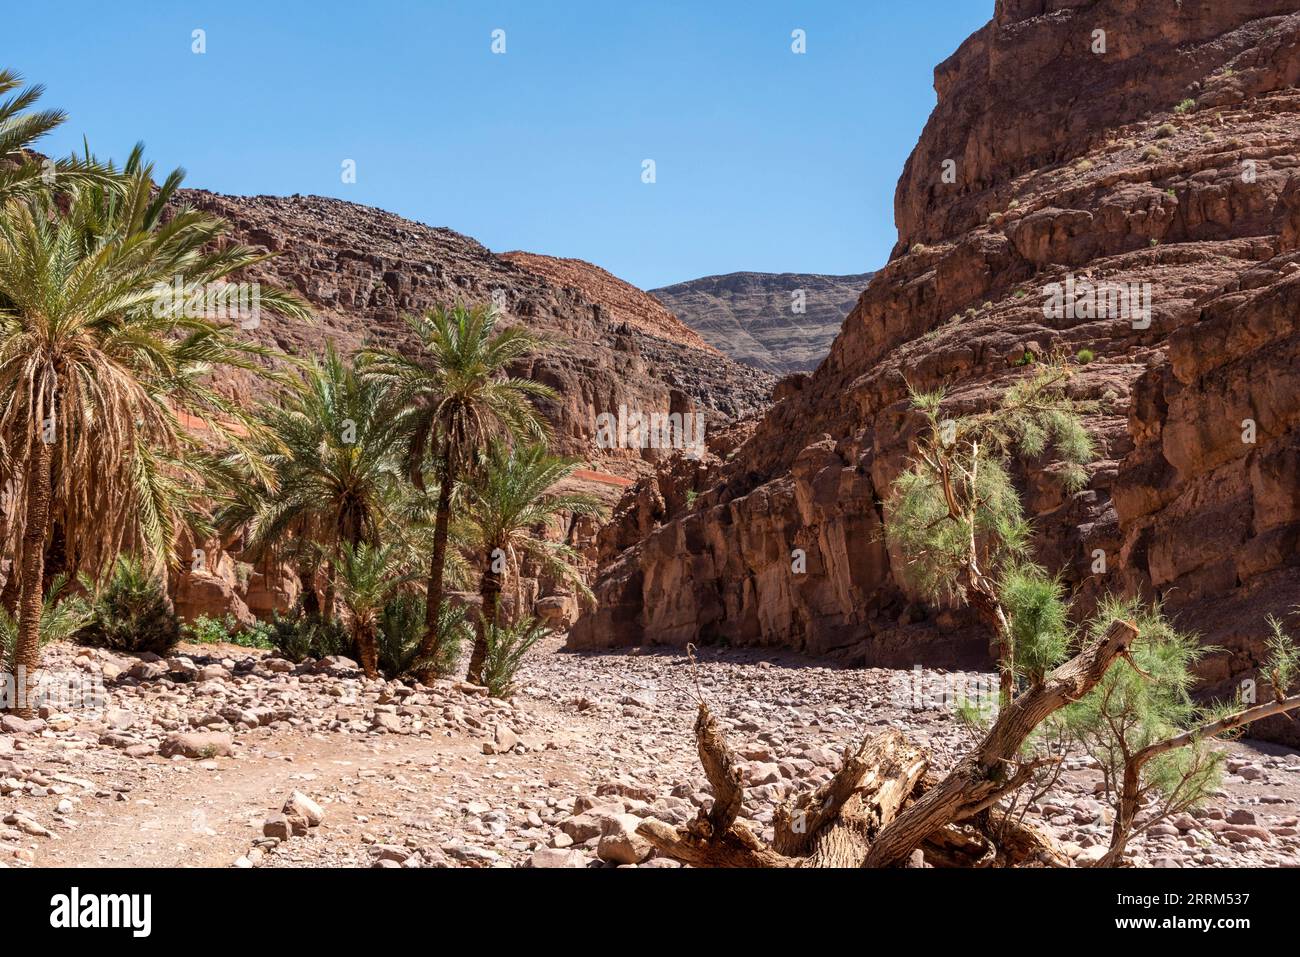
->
414;460;455;682
7;439;54;717
467;564;502;686
298;561;320;616
322;558;337;622
355;625;379;680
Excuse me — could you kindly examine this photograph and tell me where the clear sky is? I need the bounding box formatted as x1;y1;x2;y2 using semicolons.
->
5;0;991;290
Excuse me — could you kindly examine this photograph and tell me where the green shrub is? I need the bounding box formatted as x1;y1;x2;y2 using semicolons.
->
0;573;92;659
482;616;551;698
1173;98;1196;115
266;605;351;662
77;556;180;655
1076;348;1095;364
1154;123;1177;139
183;614;274;649
377;595;470;679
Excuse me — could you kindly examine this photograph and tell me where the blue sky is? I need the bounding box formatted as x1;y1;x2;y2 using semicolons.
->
6;0;990;289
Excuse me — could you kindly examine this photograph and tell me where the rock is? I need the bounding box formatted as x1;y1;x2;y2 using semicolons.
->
596;813;652;865
262;813;297;840
744;762;782;786
563;0;1300;757
441;842;501;865
315;656;360;675
528;847;589;868
0;715;43;735
493;724;519;754
368;844;413;864
197;664;230;682
160;731;234;759
103;708;137;731
3;813;51;837
283;791;325;827
127;660;168;681
1075;845;1108;865
371;712;403;734
1222;826;1272;844
559;806;623;844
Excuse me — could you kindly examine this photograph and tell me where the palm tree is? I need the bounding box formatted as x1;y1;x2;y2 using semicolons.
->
0;69;115;204
335;541;417;679
0;157;309;714
458;440;603;685
218;343;407;617
362;303;556;683
0;572;92;661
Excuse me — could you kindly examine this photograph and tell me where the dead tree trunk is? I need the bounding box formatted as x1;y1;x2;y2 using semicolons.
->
641;620;1139;869
863;619;1138;867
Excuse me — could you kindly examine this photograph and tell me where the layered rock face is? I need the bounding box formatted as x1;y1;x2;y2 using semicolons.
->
651;271;875;374
182;191;776;475
572;0;1300;742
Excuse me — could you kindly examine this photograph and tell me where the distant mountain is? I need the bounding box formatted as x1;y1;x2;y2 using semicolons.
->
651;271;875;374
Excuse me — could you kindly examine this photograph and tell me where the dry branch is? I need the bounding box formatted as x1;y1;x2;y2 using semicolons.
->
863;618;1139;867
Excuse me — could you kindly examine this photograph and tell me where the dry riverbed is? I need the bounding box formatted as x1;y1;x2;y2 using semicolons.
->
1;638;1297;868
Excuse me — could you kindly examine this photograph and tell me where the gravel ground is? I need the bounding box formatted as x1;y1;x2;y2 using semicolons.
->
1;637;1297;868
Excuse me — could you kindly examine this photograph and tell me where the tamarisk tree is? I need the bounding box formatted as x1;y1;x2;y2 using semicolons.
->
638;360;1300;868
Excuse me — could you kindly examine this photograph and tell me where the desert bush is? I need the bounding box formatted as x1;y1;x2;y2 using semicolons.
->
77;556;180;655
182;614;274;650
481;616;551;698
378;595;470;679
266;605;351;662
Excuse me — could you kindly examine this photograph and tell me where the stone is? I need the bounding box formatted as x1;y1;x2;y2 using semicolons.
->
596;813;652;866
0;715;43;735
529;847;589;868
103;708;137;731
283;791;325;827
160;731;234;759
493;724;519;754
262;813;295;840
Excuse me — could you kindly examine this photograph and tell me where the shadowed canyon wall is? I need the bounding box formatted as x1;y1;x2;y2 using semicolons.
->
571;0;1300;743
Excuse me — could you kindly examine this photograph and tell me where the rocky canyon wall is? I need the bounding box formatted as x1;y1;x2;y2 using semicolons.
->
571;0;1300;742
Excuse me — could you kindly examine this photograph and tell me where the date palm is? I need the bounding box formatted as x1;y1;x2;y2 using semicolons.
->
362;303;556;683
335;541;418;679
458;440;602;684
0;68;114;203
218;343;407;616
0;157;309;714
